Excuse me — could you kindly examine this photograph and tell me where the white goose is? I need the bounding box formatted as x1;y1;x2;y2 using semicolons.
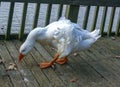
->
18;17;101;69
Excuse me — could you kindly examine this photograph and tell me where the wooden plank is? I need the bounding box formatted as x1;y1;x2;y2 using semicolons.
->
1;38;120;86
32;3;40;29
116;11;120;36
80;38;120;86
32;48;65;87
1;0;120;7
43;45;113;87
97;41;120;80
0;55;13;87
45;4;52;26
40;43;113;87
12;40;50;87
100;7;108;36
34;43;66;86
0;41;27;87
69;56;113;87
40;46;80;86
5;2;15;40
79;55;111;85
91;6;99;31
65;5;79;22
12;40;65;86
6;41;40;87
82;6;90;29
107;7;116;36
19;2;28;40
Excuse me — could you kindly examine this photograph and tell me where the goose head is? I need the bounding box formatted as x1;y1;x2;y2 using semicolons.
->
18;41;35;62
18;27;46;62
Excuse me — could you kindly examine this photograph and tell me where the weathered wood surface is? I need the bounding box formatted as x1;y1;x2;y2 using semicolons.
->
0;37;120;87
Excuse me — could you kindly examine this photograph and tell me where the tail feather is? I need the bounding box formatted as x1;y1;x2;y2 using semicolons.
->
79;35;100;50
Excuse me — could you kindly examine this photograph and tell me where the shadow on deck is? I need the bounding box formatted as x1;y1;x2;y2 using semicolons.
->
0;37;120;87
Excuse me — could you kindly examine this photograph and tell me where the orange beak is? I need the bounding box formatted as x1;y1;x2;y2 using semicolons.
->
18;53;24;62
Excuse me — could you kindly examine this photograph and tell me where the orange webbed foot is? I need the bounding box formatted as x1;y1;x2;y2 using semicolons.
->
56;57;68;65
38;53;60;69
38;62;53;69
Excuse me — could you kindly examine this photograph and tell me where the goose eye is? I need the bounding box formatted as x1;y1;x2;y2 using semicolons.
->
22;49;26;52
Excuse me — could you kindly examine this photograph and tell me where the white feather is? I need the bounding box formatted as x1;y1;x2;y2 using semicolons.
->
19;17;101;58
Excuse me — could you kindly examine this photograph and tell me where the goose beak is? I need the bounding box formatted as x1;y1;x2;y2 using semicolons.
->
18;53;24;62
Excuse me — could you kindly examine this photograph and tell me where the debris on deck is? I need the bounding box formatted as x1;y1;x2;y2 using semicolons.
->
115;55;120;59
6;63;17;71
0;58;5;64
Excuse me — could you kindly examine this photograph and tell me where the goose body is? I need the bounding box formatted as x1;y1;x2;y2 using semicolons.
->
19;17;101;68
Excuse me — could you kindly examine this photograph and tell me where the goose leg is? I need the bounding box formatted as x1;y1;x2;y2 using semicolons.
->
56;57;68;64
38;53;59;69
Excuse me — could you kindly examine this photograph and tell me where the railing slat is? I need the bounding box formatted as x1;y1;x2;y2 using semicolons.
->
45;4;52;26
0;0;120;40
107;7;116;36
82;6;90;29
5;2;15;40
100;7;108;35
19;2;28;40
116;12;120;36
91;6;99;31
57;4;63;20
65;5;79;22
32;3;40;29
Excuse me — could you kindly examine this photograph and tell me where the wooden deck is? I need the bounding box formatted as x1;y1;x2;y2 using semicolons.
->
0;37;120;87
